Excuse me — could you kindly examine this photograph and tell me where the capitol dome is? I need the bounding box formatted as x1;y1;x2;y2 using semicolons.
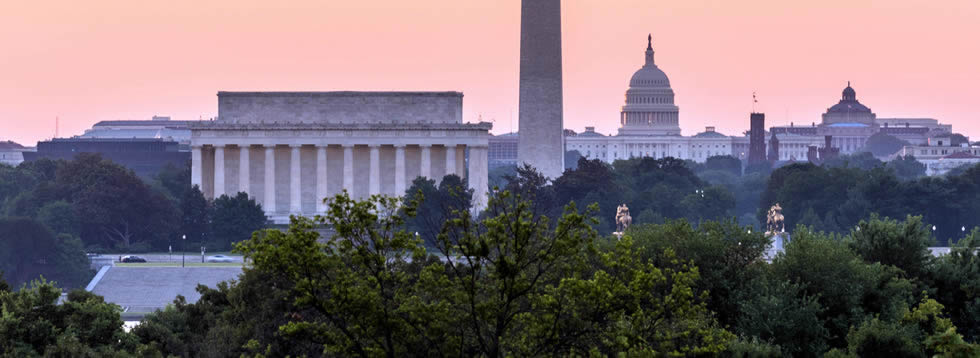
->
629;37;671;88
618;34;681;136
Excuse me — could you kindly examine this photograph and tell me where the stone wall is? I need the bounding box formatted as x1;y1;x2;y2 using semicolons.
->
217;92;463;125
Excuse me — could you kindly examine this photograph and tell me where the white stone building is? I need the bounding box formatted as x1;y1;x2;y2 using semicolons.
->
565;36;736;164
0;141;32;166
190;92;491;223
566;36;955;166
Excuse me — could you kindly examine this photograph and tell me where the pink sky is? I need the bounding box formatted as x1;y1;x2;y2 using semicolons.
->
2;0;978;145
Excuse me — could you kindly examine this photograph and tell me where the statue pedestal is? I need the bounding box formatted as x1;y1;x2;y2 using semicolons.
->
612;232;624;239
763;232;790;262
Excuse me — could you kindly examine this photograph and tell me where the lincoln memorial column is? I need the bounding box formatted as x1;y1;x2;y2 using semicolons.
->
445;144;457;176
213;145;226;199
420;144;432;179
394;145;406;196
239;145;250;195
316;145;328;213
290;145;302;214
467;145;489;212
369;144;380;195
264;145;276;213
191;146;202;189
343;145;354;194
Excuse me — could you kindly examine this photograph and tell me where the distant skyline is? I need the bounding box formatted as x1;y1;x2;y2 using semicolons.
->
2;0;978;145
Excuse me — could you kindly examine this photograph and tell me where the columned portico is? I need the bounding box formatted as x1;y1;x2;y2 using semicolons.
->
289;145;302;214
191;146;203;189
213;145;225;198
316;146;328;213
445;145;457;176
239;145;250;194
264;145;276;212
369;145;381;196
420;144;432;179
395;145;406;196
191;91;492;224
343;145;354;194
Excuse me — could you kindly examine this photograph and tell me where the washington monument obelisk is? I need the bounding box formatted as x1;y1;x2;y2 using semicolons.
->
518;0;564;179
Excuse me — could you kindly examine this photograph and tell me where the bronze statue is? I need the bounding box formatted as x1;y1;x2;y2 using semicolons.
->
766;203;785;235
615;203;632;233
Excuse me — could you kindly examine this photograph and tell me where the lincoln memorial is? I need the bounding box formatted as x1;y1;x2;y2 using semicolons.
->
190;91;491;223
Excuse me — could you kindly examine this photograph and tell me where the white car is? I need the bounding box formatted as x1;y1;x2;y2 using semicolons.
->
205;255;235;263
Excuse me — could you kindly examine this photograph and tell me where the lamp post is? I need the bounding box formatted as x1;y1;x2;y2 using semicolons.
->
181;234;186;268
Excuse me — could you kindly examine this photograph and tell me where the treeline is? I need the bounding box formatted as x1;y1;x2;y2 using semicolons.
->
0;154;265;288
481;152;970;242
761;155;980;241
5;187;980;356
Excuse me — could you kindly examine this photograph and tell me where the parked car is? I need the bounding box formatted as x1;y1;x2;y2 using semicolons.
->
206;255;234;263
120;255;146;263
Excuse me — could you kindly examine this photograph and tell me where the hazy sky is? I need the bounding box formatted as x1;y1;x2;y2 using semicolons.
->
2;0;978;145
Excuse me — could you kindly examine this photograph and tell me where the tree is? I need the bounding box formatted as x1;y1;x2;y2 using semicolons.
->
849;215;934;280
502;164;558;218
564;150;583;170
36;200;80;237
628;219;770;328
0;280;145;356
210;192;266;251
404;175;472;246
0;217;92;289
930;231;980;341
770;226;916;350
860;132;910;157
950;133;970;147
56;153;179;250
889;155;926;180
154;160;191;201
705;155;743;176
736;275;829;355
823;152;884;170
553;158;620;232
180;185;211;247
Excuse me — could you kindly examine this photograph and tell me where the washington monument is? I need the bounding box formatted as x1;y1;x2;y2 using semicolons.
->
518;0;564;179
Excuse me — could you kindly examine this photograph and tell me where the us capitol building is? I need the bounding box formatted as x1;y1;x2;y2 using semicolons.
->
560;35;954;165
565;35;732;163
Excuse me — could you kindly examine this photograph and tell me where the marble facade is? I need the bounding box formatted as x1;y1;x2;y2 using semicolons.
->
191;92;491;223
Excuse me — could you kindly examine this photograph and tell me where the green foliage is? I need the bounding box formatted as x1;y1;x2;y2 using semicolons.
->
770;226;916;349
56;153;180;249
723;337;784;358
930;231;980;341
0;279;142;356
627;219;770;328
845;318;924;358
218;190;736;356
0;217;92;289
180;185;211;245
823;152;884;170
735;275;829;355
403;174;472;246
210;191;266;251
564;150;583;170
153;161;191;201
889;155;926;180
705;155;743;176
37;200;79;237
760;160;980;240
849;214;934;279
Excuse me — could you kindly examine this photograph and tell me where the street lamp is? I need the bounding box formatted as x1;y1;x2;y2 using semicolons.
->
182;234;186;268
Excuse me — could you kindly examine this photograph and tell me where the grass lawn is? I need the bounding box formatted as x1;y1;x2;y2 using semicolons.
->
114;262;243;267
